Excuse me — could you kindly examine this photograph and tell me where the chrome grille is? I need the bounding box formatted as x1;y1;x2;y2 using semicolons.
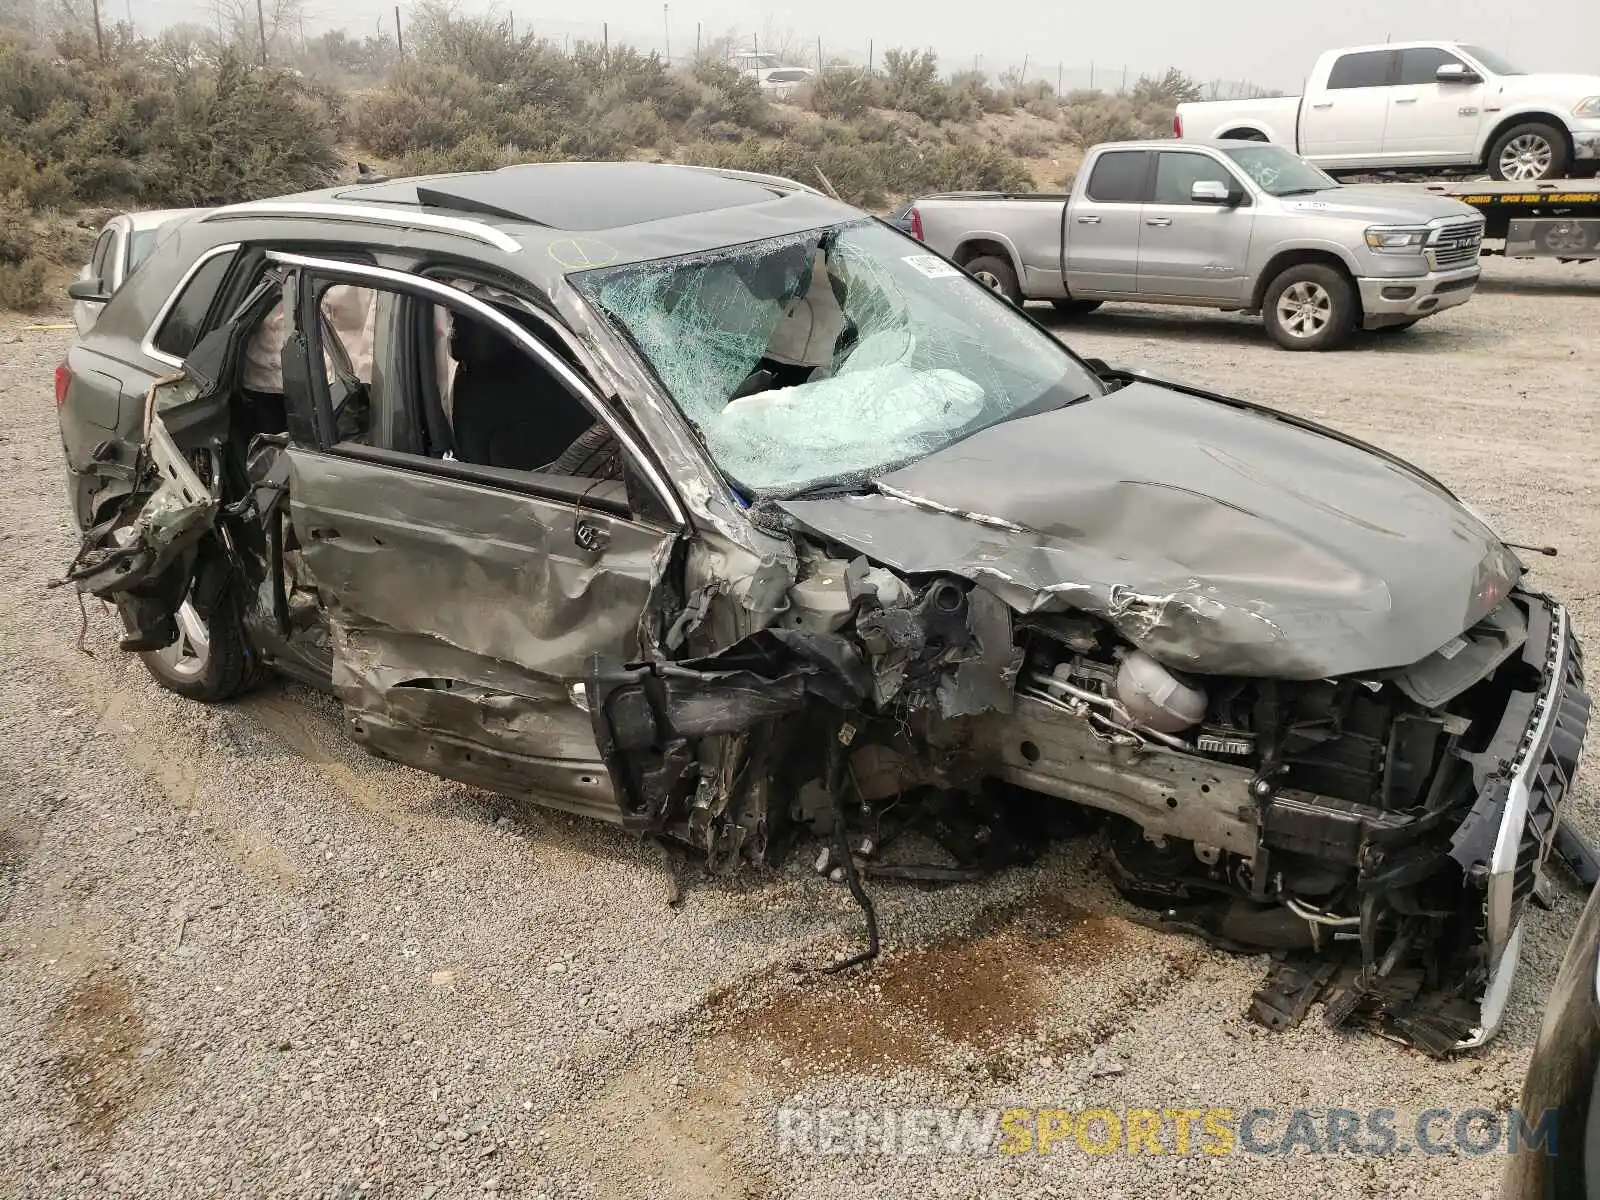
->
1428;222;1485;269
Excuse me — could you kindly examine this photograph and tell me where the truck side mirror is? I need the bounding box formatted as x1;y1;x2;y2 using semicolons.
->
1435;63;1482;84
1191;180;1233;205
68;277;110;304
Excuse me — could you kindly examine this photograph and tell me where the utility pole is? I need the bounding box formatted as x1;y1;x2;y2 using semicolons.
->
256;0;268;65
1057;63;1062;95
696;22;701;59
867;39;873;73
663;3;670;64
91;0;104;60
603;22;608;51
394;6;403;56
817;36;822;71
1089;61;1095;90
1120;64;1127;93
1020;53;1028;85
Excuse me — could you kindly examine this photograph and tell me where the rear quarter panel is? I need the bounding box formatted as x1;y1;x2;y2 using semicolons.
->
1179;97;1302;146
914;198;1069;298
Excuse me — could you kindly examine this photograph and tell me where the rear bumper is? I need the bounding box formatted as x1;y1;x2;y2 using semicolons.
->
1356;265;1479;327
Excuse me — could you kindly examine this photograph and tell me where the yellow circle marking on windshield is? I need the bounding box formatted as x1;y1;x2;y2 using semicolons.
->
548;238;621;270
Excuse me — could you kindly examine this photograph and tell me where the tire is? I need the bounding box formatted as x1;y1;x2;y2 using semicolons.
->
1261;263;1357;351
965;254;1021;304
1487;122;1570;182
138;582;258;703
1051;298;1103;316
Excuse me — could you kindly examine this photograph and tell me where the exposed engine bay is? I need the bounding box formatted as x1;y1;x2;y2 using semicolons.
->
593;542;1589;1057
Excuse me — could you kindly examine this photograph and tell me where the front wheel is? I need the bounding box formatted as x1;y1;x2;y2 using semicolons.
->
1051;298;1103;316
1488;122;1570;182
1261;263;1357;351
964;255;1022;304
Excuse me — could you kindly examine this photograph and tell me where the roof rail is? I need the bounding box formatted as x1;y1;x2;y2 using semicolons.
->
200;200;522;253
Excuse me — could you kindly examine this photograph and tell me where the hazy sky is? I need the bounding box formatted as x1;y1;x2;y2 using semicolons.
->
129;0;1600;90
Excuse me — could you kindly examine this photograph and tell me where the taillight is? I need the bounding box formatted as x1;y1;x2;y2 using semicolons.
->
1173;112;1183;138
909;206;924;241
54;361;71;409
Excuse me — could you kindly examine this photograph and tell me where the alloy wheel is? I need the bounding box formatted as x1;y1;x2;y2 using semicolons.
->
1500;133;1554;182
1275;280;1332;339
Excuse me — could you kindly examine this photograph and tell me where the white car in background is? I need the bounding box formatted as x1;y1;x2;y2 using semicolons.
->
729;51;814;98
71;208;208;335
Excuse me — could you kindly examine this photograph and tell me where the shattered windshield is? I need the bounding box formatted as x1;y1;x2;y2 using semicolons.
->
571;220;1102;497
1224;145;1338;196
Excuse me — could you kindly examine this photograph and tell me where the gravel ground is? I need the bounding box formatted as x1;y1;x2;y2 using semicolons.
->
2;257;1598;1200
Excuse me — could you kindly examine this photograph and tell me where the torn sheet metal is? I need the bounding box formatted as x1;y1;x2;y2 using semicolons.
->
778;381;1523;680
588;628;870;835
68;415;218;600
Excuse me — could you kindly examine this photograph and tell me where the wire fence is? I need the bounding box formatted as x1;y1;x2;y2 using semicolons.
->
56;3;1276;99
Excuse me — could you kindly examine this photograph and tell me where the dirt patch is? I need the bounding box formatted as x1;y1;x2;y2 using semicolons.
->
722;891;1198;1083
47;969;170;1141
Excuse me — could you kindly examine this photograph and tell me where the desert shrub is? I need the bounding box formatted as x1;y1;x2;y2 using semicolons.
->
397;134;522;176
882;49;940;110
0;257;49;311
687;61;772;131
1133;67;1204;106
877;50;986;123
1024;96;1059;120
0;37;339;209
804;67;879;119
1059;96;1141;147
354;61;493;156
678;122;1031;210
1006;129;1053;158
598;100;666;148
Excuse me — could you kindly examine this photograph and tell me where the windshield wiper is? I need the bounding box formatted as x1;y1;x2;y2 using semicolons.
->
781;478;878;502
1274;187;1328;197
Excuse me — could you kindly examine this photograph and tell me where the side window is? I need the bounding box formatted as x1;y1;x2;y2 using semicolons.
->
151;250;236;360
1153;153;1240;205
89;229;115;280
1084;151;1149;203
1326;50;1396;89
1397;47;1464;86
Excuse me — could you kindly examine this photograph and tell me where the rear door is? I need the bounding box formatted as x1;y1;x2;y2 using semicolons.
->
270;253;686;818
1300;49;1397;164
1064;149;1149;295
1382;46;1485;162
1133;150;1256;302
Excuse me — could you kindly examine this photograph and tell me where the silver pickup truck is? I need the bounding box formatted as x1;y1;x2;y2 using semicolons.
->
907;139;1487;350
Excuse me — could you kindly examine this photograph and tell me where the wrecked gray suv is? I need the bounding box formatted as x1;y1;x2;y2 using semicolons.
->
56;162;1588;1055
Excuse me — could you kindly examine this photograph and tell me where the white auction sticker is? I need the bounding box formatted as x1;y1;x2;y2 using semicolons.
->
902;254;965;279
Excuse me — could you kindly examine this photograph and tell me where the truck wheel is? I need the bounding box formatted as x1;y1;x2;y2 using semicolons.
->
965;255;1022;304
1262;264;1357;351
137;583;258;703
1051;298;1102;316
1488;122;1570;182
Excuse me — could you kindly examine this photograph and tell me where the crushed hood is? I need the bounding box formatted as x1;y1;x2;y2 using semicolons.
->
778;381;1522;679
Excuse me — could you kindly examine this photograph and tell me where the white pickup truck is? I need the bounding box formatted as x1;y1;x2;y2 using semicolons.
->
1175;42;1600;182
